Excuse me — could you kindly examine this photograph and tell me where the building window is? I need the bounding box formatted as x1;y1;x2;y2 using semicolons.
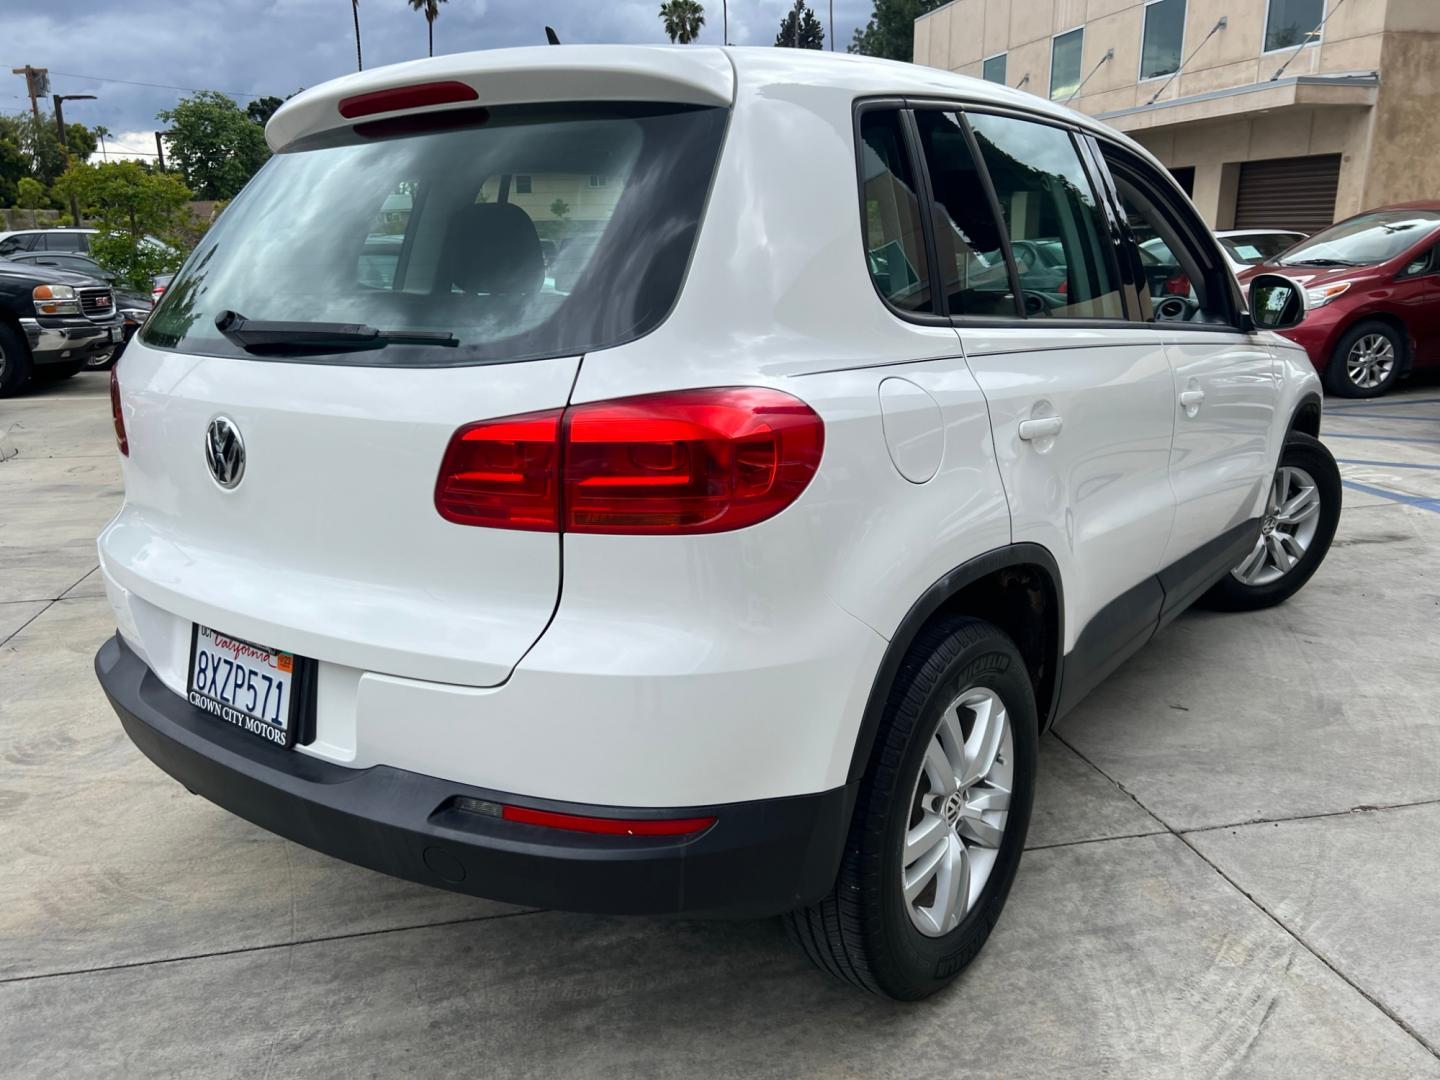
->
1169;166;1196;196
1140;0;1186;80
588;174;607;188
1265;0;1325;53
515;174;532;194
1050;28;1083;101
983;53;1007;84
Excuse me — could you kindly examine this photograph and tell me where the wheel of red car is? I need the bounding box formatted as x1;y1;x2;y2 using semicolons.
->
1326;320;1403;398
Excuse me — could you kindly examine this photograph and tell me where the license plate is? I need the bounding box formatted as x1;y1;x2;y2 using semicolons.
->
187;625;298;747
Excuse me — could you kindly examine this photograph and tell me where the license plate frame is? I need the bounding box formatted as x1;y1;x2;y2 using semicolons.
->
186;624;305;749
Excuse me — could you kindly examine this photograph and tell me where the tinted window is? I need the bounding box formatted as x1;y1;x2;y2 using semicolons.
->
983;54;1007;84
46;232;86;252
912;110;1017;318
858;109;933;314
1277;210;1440;268
1050;28;1083;101
143;104;727;367
968;113;1124;320
1141;0;1186;79
1265;0;1324;52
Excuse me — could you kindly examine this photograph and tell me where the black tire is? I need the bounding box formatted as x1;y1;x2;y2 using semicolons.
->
1326;320;1403;398
784;617;1038;1000
1197;432;1341;612
33;361;84;382
0;322;33;398
85;348;118;371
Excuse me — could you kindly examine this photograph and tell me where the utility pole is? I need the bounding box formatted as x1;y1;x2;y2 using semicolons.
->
155;131;170;171
53;93;95;227
11;66;48;123
830;0;834;50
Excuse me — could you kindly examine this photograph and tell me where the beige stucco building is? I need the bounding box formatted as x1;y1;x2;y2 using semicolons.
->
913;0;1440;233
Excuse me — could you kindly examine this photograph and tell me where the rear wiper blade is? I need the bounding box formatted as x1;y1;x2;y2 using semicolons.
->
215;310;457;353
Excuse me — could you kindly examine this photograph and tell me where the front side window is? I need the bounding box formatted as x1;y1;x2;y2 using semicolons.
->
912;110;1016;318
1277;210;1440;268
968;113;1124;320
142;104;727;367
1265;0;1325;52
983;53;1007;84
1050;28;1084;101
858;109;933;314
1141;0;1186;80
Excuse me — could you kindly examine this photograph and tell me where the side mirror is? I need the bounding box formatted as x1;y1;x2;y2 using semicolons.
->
1248;273;1307;331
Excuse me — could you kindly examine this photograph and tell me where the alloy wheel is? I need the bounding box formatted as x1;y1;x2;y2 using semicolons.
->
1231;465;1322;587
86;349;115;369
1346;333;1395;390
901;687;1014;937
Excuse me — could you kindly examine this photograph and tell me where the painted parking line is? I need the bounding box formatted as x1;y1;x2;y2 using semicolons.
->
1322;432;1440;445
1341;479;1440;514
1314;413;1440;422
1336;459;1440;471
1327;397;1440;411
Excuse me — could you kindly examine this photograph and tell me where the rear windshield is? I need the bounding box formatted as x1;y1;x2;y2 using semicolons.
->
1277;210;1440;268
142;103;727;366
1219;233;1300;265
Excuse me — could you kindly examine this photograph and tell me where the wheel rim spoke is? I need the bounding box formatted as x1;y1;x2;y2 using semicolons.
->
1278;484;1319;525
958;814;1005;849
904;812;950;865
903;828;947;903
1234;538;1267;583
922;739;958;797
961;696;1006;788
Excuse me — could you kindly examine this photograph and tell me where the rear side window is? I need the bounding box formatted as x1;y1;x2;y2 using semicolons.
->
143;103;728;366
858;109;933;315
967;113;1124;320
911;110;1017;317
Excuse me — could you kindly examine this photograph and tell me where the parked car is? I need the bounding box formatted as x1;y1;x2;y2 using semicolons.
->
0;227;175;257
150;273;173;302
0;259;123;395
3;251;151;369
1215;229;1307;275
97;47;1339;1000
1238;203;1440;396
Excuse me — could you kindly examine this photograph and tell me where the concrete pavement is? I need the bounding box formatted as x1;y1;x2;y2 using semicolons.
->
2;374;1438;1077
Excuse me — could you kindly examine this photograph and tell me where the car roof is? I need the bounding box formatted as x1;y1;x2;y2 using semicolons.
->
267;45;1149;159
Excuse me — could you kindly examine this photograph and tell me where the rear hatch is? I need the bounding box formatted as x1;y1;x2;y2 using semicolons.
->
107;75;729;687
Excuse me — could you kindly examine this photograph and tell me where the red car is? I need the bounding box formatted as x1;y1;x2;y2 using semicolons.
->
1239;202;1440;397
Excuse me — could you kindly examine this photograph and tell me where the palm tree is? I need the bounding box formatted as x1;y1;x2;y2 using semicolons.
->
352;0;363;70
408;0;447;57
659;0;705;44
94;125;111;162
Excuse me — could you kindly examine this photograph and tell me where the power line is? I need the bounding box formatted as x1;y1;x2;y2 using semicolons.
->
6;65;274;99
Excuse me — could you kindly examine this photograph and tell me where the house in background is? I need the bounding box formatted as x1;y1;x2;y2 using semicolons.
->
913;0;1440;233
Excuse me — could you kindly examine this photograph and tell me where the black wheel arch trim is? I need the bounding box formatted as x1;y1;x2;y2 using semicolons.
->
1287;392;1324;441
846;543;1064;784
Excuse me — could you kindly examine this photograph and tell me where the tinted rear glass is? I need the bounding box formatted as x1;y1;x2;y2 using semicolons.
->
142;103;727;366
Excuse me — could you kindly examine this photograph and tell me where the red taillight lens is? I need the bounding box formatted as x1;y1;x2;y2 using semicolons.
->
434;410;561;530
500;804;716;837
1164;272;1191;296
564;388;824;534
338;80;479;119
151;284;166;301
109;367;128;457
434;388;824;535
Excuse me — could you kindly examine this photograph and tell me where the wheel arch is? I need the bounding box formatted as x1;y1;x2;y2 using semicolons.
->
1334;311;1414;375
845;543;1064;785
1288;393;1323;440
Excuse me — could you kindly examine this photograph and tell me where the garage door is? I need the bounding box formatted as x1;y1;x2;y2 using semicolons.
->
1234;154;1341;234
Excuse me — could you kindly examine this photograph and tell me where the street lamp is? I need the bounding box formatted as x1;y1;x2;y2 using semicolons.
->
53;93;96;227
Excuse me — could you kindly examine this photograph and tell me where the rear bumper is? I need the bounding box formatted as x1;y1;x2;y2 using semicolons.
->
97;634;853;917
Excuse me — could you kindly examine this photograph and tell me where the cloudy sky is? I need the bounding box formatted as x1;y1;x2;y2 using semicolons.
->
5;0;873;161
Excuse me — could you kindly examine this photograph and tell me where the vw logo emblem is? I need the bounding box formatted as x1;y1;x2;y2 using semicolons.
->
205;416;245;489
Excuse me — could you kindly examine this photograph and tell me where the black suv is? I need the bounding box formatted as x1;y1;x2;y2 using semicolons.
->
0;259;124;396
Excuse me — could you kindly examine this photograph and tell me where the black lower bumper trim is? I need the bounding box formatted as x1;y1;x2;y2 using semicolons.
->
96;635;853;917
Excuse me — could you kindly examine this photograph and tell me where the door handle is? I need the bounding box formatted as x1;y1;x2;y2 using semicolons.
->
1018;416;1063;441
1179;389;1206;411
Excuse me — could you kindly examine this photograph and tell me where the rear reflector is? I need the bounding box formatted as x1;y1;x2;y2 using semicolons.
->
338;81;480;119
110;367;128;457
501;804;716;837
435;388;824;535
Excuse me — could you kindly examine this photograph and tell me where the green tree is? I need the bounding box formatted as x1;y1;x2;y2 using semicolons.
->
93;125;112;161
16;177;46;226
849;0;944;60
157;90;270;200
0;133;25;208
549;198;570;221
776;0;824;47
53;161;191;288
1;112;98;188
245;96;285;126
659;0;705;43
408;0;448;57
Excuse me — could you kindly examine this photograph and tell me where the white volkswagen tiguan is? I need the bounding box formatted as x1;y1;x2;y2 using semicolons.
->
97;47;1339;999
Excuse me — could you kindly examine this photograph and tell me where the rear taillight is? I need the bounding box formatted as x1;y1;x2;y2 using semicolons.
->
1164;272;1191;296
151;283;166;301
109;367;128;457
435;388;824;535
